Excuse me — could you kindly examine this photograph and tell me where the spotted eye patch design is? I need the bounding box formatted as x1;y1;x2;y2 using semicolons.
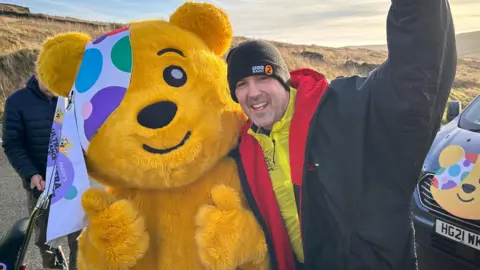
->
432;153;478;190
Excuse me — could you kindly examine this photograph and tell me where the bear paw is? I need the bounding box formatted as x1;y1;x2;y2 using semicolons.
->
439;145;465;168
77;189;149;269
195;185;268;270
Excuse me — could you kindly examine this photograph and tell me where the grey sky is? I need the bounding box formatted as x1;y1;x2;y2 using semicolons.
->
9;0;480;47
210;0;480;46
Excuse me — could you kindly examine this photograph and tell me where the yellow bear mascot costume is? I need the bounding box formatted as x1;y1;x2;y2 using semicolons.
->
36;2;270;269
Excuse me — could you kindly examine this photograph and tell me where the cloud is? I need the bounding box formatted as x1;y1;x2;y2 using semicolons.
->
13;0;180;23
26;0;119;21
449;1;480;33
105;0;138;6
211;0;479;46
12;0;480;47
21;0;127;22
210;0;389;46
94;0;182;22
452;0;478;4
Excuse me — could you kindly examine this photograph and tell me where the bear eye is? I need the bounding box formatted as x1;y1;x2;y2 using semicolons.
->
163;65;187;87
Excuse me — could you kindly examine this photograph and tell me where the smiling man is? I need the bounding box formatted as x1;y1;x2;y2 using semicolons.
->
226;0;458;269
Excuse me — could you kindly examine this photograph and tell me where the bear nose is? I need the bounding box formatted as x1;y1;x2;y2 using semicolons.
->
462;184;476;194
137;101;177;129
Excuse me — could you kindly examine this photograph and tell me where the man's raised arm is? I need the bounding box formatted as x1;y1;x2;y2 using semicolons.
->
370;0;456;126
363;0;457;192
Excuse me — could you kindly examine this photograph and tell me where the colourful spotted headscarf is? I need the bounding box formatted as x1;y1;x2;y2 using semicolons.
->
74;27;132;151
432;153;479;190
43;27;132;245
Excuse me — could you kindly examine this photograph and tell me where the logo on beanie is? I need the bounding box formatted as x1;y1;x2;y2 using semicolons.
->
252;65;265;74
252;64;274;75
265;65;273;75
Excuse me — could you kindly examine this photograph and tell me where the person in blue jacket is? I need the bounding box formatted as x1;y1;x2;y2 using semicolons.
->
2;72;80;269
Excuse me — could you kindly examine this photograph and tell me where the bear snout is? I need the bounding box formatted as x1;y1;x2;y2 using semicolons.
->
137;101;177;129
462;183;476;194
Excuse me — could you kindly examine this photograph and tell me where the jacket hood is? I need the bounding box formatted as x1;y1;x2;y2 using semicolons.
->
290;68;329;95
26;75;39;91
26;75;52;101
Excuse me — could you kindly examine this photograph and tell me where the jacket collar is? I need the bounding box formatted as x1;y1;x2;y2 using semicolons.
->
289;68;329;95
26;75;56;102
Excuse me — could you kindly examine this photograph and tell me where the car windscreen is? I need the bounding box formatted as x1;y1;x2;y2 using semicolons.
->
459;96;480;132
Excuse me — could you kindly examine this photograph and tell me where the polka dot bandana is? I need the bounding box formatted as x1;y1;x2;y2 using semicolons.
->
432;153;479;190
42;27;132;245
72;27;132;152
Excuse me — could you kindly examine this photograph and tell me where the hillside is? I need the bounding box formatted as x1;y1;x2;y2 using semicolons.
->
1;3;479;120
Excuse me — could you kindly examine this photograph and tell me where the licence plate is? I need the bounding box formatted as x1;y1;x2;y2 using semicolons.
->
435;219;480;251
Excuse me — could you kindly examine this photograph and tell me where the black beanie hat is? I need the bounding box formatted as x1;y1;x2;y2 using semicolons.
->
226;40;290;102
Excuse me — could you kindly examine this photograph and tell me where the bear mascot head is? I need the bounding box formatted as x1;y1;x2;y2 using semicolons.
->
36;2;270;269
430;145;480;220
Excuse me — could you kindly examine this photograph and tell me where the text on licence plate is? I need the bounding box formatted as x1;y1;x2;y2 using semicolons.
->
435;219;480;251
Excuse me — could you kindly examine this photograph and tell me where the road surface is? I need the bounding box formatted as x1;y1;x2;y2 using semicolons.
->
1;148;72;269
0;124;477;270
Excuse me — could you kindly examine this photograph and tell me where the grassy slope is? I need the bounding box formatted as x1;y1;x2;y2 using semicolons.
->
1;5;479;119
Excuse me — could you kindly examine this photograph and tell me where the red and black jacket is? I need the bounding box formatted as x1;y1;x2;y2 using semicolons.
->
231;1;457;269
235;68;328;270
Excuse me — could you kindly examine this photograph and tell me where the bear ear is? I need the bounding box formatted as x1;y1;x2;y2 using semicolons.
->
439;145;465;168
169;2;232;56
36;32;91;97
